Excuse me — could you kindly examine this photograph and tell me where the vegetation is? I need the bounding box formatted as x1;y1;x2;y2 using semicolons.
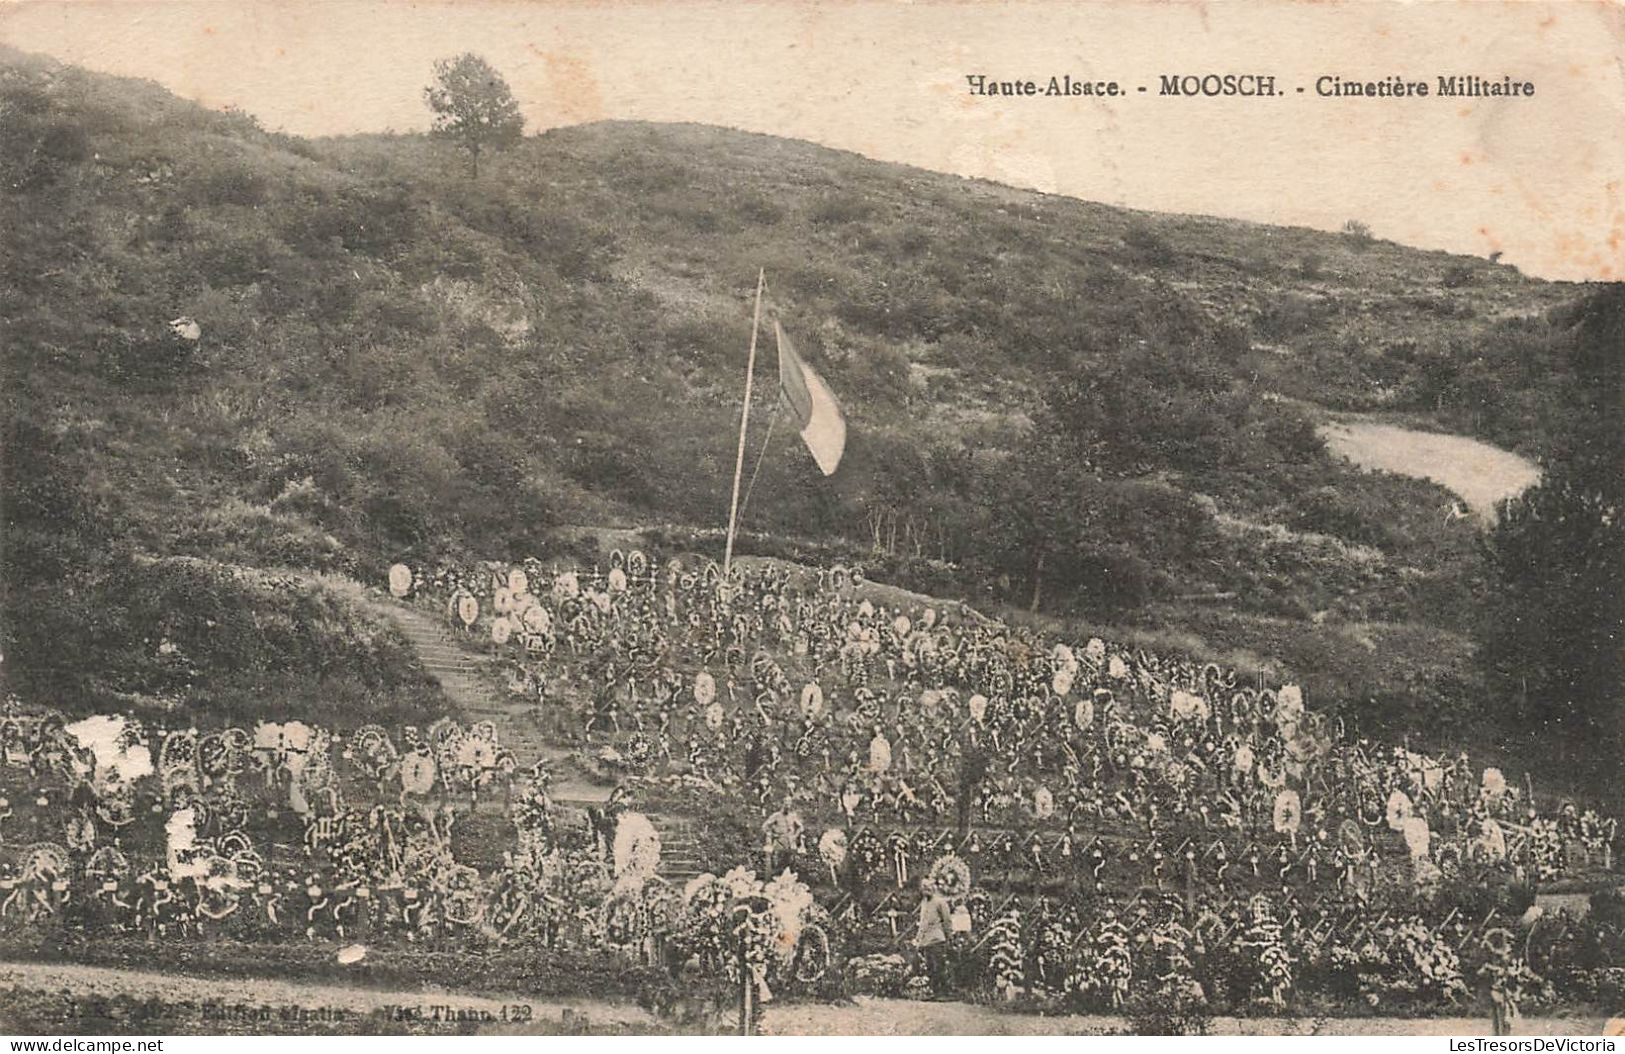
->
1479;286;1625;779
0;44;1613;770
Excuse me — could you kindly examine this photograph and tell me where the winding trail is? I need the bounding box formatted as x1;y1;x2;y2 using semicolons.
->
1318;419;1539;522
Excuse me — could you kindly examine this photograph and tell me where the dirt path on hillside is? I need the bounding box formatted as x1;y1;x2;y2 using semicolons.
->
1318;419;1539;521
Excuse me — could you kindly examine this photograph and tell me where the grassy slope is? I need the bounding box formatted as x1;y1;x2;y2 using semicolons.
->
0;46;1597;742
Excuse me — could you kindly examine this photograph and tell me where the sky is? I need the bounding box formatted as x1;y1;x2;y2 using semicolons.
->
2;0;1622;281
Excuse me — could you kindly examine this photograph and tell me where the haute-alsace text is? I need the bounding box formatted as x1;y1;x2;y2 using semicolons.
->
965;74;1123;97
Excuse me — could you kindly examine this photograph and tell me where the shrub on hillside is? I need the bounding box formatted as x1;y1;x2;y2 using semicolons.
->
1260;409;1326;461
1441;261;1479;289
186;163;271;207
1121;221;1178;268
835;276;958;342
94;329;196;382
0;79;91;192
1060;546;1156;615
510;210;620;281
1254;293;1330;341
175;496;347;570
1288;486;1398;551
808;190;876;227
837;340;912;404
733;190;785;226
190;225;287;287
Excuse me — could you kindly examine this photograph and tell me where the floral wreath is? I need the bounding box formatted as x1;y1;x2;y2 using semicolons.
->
928;853;972;899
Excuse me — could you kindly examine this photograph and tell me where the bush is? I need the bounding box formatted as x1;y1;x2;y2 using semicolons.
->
1059;546;1154;615
1122;221;1178;267
188;163;271;207
839;341;912;404
1262;410;1326;461
808;191;876;227
1255;293;1329;341
1288;487;1398;551
733;191;785;226
1441;262;1479;289
0;80;91;192
95;329;197;383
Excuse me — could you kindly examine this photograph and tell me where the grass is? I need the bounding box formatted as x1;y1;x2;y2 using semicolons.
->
0;41;1607;751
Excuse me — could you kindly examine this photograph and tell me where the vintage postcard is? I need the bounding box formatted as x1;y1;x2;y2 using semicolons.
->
0;0;1621;1042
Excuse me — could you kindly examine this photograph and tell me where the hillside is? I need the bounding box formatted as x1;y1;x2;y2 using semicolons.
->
0;45;1603;741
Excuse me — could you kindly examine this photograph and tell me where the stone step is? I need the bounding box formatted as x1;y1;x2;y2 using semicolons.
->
372;592;614;806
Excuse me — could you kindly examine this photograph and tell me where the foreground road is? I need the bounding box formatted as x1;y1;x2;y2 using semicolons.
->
761;995;1613;1036
0;960;658;1034
1;960;1612;1036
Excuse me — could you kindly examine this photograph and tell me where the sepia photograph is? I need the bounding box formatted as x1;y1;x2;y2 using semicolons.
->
0;0;1621;1042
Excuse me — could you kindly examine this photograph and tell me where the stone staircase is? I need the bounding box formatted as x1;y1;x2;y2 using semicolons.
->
389;600;708;879
326;577;716;874
364;595;611;806
656;816;704;882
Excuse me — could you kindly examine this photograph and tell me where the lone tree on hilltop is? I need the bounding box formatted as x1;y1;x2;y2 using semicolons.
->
423;53;524;179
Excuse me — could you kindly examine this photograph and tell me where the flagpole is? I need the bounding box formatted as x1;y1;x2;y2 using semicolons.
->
723;268;766;579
